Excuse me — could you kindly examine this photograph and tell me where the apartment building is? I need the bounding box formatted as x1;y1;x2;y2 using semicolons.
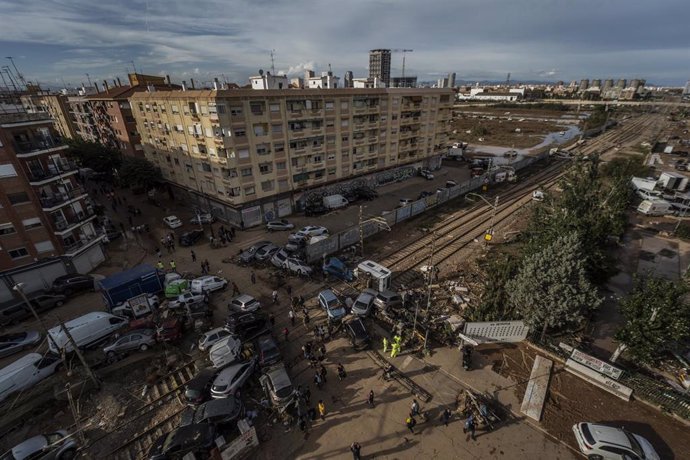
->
130;88;453;227
369;49;392;87
20;91;77;139
0;111;105;272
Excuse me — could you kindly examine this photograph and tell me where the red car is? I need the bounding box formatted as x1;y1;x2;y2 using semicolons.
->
156;318;184;342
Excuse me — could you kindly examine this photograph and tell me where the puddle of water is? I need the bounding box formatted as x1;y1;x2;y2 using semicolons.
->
465;125;581;161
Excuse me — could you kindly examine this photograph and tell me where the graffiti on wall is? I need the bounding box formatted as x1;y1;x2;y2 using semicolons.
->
375;166;415;186
302;177;370;206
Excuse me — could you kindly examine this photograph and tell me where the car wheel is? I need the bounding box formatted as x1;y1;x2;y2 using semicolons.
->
140;344;149;352
587;456;604;460
60;448;76;460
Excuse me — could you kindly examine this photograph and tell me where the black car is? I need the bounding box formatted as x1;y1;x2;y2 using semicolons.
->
179;397;243;427
417;191;434;200
179;230;205;247
255;334;281;367
148;423;217;460
183;367;219;406
345;318;371;350
305;204;329;216
355;187;378;200
50;274;94;296
29;293;67;312
224;312;269;342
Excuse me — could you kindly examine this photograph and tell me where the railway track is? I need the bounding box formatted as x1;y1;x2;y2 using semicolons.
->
85;360;199;460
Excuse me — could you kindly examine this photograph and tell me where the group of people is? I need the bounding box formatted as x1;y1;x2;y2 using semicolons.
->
160;233;176;254
382;334;403;358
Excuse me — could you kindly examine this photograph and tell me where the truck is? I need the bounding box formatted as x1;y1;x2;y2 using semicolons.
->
322;194;349;210
658;172;688;192
99;264;164;309
637;199;673;216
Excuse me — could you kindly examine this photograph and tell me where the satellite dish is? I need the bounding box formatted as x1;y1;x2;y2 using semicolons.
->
259;69;264;75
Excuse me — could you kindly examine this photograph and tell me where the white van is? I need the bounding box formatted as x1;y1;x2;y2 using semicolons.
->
0;353;62;403
47;312;128;354
637;199;673;216
323;194;349;210
209;336;242;369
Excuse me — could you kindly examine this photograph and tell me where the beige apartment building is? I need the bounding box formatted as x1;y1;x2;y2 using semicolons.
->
21;91;78;139
130;88;452;226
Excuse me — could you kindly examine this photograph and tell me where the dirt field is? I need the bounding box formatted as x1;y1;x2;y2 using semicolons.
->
454;105;582;119
480;343;690;460
451;116;568;148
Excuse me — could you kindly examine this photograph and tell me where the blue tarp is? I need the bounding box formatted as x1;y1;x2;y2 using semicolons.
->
99;264;158;290
99;264;163;307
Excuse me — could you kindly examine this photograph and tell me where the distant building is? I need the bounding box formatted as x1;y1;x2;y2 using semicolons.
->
249;72;289;90
307;71;340;89
369;49;392;87
391;76;417;88
683;80;690;96
578;79;590;91
353;78;386;89
457;88;522;101
290;78;304;89
20;91;77;139
344;71;354;88
448;72;456;88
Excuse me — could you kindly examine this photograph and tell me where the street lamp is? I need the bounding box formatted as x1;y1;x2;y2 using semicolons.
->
466;192;500;247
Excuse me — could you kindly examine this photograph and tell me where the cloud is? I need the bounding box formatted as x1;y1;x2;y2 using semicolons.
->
282;61;317;76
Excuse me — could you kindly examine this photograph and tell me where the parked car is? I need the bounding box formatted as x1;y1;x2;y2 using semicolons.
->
322;257;354;281
419;169;434;180
179;396;243;427
209;336;243;369
254;244;280;262
572;422;660;460
355;187;378;201
351;289;377;316
163;215;183;229
398;198;413;207
675;163;688;171
285;236;307;253
103;329;156;358
373;290;403;310
285;258;312;276
239;241;273;264
0;353;63;403
293;225;329;240
198;327;232;352
183;367;219;406
259;363;295;407
190;213;215;225
0;302;31;327
210;358;257;398
255;334;281;367
636;189;662;201
345;318;371;350
168;291;208;309
0;331;41;359
190;275;227;294
228;294;260;312
318;289;347;321
148;423;217;460
224;312;269;342
47;312;128;354
3;430;77;460
51;274;94;296
271;249;290;268
266;219;295;231
305;204;329;216
156;318;184;342
179;230;204;247
29;293;67;312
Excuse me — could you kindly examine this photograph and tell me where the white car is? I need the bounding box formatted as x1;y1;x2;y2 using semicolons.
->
209;336;243;369
572;422;660;460
266;219;295;232
198;327;232;351
271;249;289;268
636;189;663;201
210;358;257;398
351;288;377;316
228;294;261;312
288;225;328;242
420;169;434;180
168;291;207;309
163;215;183;229
190;213;215;225
191;276;228;294
284;258;312;276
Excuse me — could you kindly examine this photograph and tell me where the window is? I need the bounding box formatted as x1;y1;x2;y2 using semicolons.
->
276;161;286;170
259;163;272;174
8;192;30;205
253;124;266;136
278;178;288;189
230;106;242;116
241;167;252;177
0;223;15;235
274;142;285;153
244;186;255;196
325;101;334;110
171;105;179;113
234;128;246;137
201;163;212;172
341;101;349;110
8;247;29;259
326;119;335;128
250;102;264;115
216;104;226;114
341;135;349;142
261;180;274;192
269;103;280;112
271;124;282;134
238;149;249;159
229;187;241;196
205;127;214;138
256;144;269;156
314;169;324;179
313;155;323;163
22;217;42;230
328;167;336;176
327;153;335;160
35;240;55;253
0;164;17;178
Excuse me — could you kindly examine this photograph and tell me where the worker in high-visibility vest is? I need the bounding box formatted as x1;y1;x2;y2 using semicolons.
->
170;260;176;270
156;261;164;270
390;342;401;358
382;337;389;353
393;335;402;346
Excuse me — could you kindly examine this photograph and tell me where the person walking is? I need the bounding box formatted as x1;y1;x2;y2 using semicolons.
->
337;363;346;381
406;415;417;434
441;408;452;427
367;390;375;407
410;399;420;417
390;342;400;358
319;364;327;383
156;261;164;270
231;282;240;295
272;290;278;304
350;442;362;460
314;372;323;389
169;260;176;271
190;250;196;262
283;327;289;341
382;337;389;353
203;259;209;272
251;272;256;284
288;309;295;326
464;414;476;440
268;313;275;327
317;400;326;421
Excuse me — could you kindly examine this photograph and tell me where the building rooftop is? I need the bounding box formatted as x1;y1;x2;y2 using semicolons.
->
129;87;453;100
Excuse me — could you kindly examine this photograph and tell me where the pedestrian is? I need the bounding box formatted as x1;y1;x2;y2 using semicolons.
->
283;327;289;341
272;290;278;304
411;399;420;417
298;416;307;432
406;416;417;434
337;363;346;381
319;364;327;383
382;337;389;353
190;250;196;262
367;390;374;407
169;260;176;271
156;248;162;259
441;408;452;427
304;386;311;405
303;312;310;325
232;282;240;295
463;415;476;440
286;284;292;297
268;313;275;327
251;272;256;284
289;309;295;326
350;442;362;460
156;261;164;270
390;342;400;358
314;372;323;389
201;262;207;275
317;400;326;421
203;259;209;272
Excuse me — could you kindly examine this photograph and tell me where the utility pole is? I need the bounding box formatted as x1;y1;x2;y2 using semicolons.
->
6;56;27;88
422;232;437;351
13;283;59;351
270;50;276;75
65;382;85;443
359;205;364;257
56;315;100;389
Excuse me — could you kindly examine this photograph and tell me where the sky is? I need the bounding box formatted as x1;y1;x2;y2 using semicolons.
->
0;0;688;89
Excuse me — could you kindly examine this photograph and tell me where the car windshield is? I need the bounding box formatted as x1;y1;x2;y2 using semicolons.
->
275;385;294;399
624;431;644;457
0;333;26;342
354;301;367;310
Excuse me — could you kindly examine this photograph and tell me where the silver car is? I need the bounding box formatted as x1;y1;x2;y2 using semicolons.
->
0;331;41;359
4;430;77;460
198;327;231;351
266;219;294;232
103;329;156;358
254;244;280;262
260;363;295;408
284;258;312;276
351;289;377;316
228;294;261;312
210;358;257;398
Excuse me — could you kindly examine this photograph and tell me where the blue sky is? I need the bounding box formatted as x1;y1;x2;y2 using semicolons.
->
0;0;688;89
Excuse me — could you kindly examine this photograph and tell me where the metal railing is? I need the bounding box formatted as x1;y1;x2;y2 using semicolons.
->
52;209;95;231
27;161;78;182
13;136;64;154
40;186;86;208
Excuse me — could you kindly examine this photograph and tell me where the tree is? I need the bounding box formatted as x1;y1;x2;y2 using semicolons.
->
117;156;162;189
66;140;122;173
472;253;521;322
507;232;602;341
613;277;690;365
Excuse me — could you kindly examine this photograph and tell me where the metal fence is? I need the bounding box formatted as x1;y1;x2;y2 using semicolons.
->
305;153;547;263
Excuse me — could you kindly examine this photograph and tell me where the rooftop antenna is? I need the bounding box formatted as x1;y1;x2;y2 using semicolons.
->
2;67;18;91
131;60;138;74
270;49;276;75
85;73;93;88
6;56;27;88
506;72;511;87
328;63;332;73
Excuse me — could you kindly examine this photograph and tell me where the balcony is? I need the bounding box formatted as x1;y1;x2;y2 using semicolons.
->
27;161;78;185
13;137;68;158
62;232;106;257
52;209;96;235
40;186;87;211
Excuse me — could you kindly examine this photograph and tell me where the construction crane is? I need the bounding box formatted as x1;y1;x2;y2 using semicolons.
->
391;49;414;80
